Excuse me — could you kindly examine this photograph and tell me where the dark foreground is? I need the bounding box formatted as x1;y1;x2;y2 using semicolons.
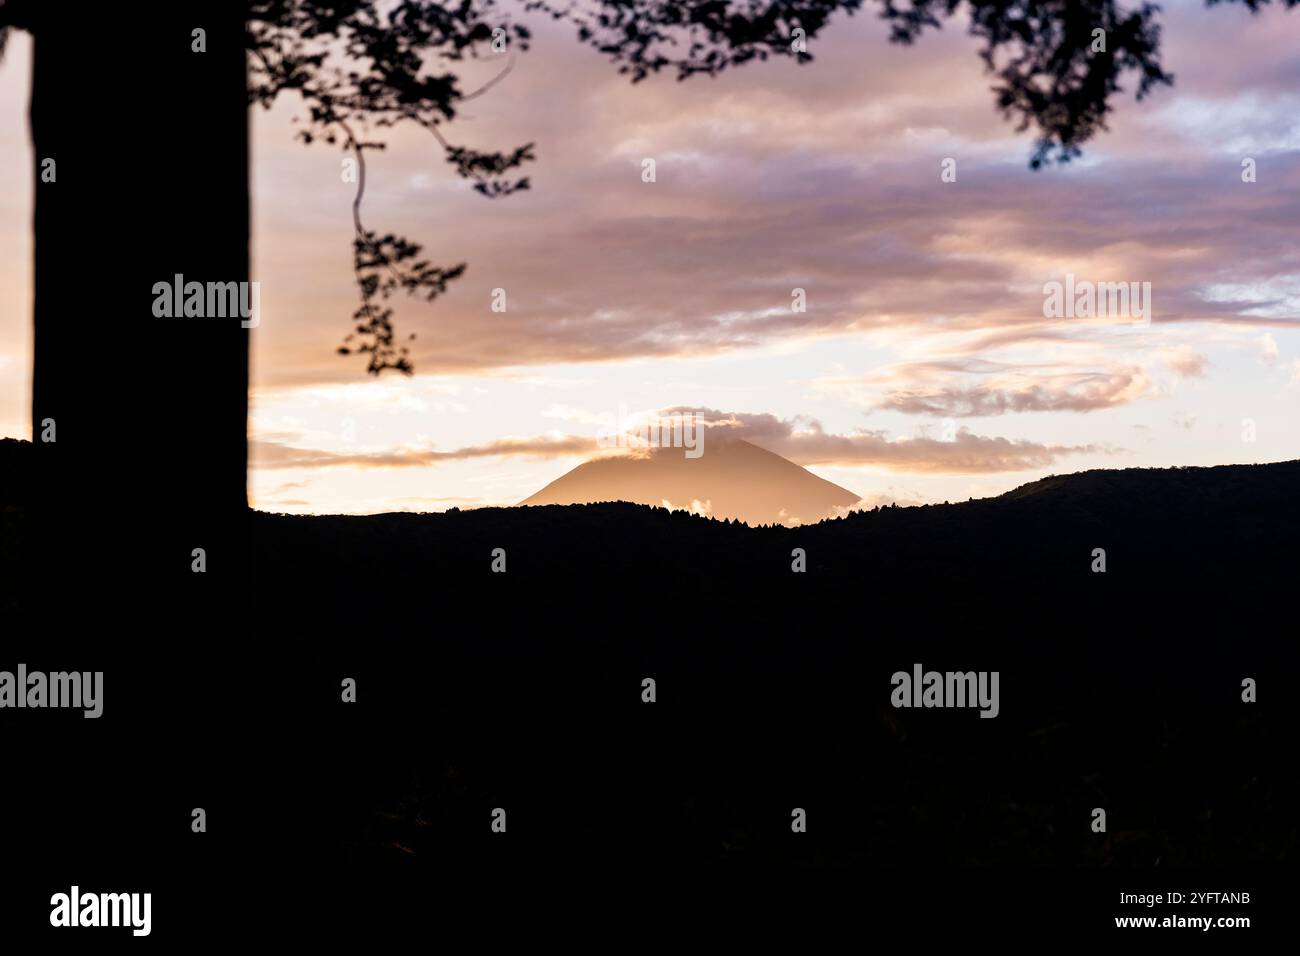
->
2;445;1297;938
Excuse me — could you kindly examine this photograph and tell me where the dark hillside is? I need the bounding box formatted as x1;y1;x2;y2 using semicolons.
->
1;441;1295;902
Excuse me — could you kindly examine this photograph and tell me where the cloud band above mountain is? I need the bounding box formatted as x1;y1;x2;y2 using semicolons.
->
253;405;1102;475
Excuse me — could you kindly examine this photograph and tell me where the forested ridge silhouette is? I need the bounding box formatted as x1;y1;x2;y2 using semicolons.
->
2;438;1295;879
7;438;1297;600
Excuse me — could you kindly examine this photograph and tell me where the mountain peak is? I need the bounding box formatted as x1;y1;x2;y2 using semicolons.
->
520;436;860;526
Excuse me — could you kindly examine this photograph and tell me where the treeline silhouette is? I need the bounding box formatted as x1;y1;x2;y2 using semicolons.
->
241;457;1300;875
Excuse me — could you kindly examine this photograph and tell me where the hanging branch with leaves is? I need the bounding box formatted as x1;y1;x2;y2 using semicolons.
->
226;0;1283;373
246;0;535;374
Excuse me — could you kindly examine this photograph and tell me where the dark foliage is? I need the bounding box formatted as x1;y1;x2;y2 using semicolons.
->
246;1;537;372
881;1;1171;167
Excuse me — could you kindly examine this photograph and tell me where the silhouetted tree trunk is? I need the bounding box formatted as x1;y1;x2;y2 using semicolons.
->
29;3;249;607
19;3;254;906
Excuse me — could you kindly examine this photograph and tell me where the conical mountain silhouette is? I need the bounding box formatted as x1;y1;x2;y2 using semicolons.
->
519;435;860;525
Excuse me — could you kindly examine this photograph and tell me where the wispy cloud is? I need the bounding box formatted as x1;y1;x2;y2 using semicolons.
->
251;433;598;470
253;401;1103;475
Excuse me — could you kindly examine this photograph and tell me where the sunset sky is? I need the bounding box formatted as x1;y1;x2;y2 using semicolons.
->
2;0;1299;517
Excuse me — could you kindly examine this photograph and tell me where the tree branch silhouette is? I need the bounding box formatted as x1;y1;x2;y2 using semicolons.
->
246;0;534;374
7;0;1292;374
